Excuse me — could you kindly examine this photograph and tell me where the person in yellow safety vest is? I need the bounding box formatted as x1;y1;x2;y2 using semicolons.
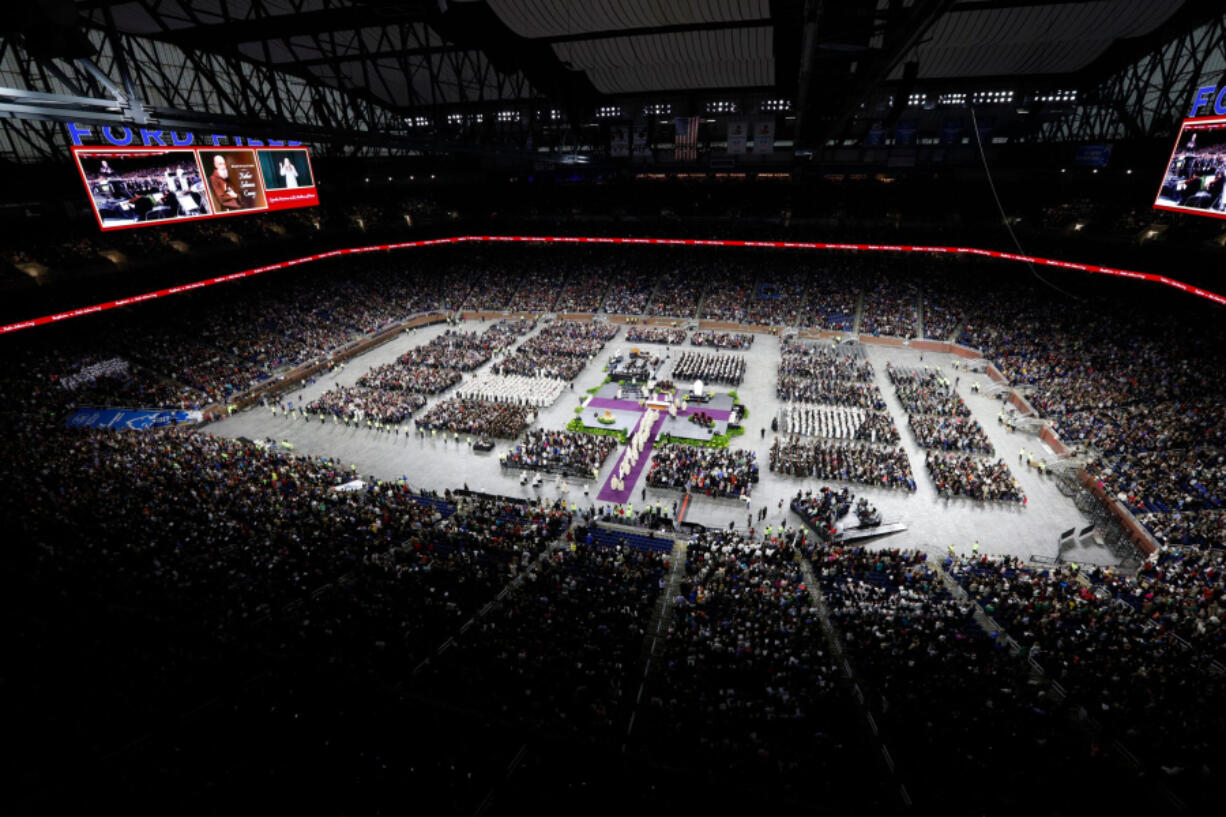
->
765;525;773;539
948;543;956;558
972;540;980;556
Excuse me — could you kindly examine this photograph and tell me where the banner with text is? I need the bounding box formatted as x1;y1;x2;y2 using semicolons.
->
752;120;775;154
726;121;748;154
610;125;630;158
632;125;650;157
66;407;204;430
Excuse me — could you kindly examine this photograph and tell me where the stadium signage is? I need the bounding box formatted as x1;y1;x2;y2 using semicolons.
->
65;122;302;148
1190;86;1226;117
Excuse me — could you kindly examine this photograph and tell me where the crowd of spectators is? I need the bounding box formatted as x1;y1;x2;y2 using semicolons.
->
501;429;616;479
626;326;687;344
697;271;754;323
305;383;425;425
781;340;875;382
777;376;886;409
770;436;916;491
356;360;461;394
494;320;619;381
860;275;917;337
909;414;994;455
645;531;869;806
601;268;657;315
414;397;533;439
1135;510;1226;549
646;269;702;318
398;324;525;372
818;546;1120;810
925;452;1024;503
776;340;886;411
949;552;1226;805
690;331;753;349
4;410;590;808
670;351;745;386
887;364;971;417
420;532;667;748
554;268;613;312
646;443;758;498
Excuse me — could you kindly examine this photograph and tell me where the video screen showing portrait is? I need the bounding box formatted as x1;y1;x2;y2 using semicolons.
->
1154;117;1226;219
258;149;315;191
74;150;212;229
203;149;267;213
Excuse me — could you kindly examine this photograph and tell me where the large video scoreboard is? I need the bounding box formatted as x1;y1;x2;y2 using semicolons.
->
72;145;318;231
1154;85;1226;220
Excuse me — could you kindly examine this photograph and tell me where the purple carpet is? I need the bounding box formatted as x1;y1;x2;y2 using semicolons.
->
596;410;668;504
587;395;732;421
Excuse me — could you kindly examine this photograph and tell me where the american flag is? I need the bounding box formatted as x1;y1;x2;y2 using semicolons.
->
674;116;699;161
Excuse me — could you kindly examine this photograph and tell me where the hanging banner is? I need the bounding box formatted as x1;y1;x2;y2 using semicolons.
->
674;117;699;160
864;122;886;147
894;119;918;146
610;125;629;158
632;125;650;156
726;121;748;154
940;118;963;145
751;120;775;154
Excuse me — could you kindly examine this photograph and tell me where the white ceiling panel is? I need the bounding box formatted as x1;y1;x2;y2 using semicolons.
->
892;0;1184;78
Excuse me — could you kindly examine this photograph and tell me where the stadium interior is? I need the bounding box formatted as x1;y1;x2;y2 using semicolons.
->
6;1;1226;814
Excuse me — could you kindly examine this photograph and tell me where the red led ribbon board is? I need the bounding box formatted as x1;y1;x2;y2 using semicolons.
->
3;235;1222;335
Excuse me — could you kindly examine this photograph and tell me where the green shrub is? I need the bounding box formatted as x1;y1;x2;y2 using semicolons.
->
567;417;629;443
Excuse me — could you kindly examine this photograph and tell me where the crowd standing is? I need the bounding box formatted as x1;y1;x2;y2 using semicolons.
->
501;429;617;479
690;331;754;349
926;452;1025;503
646;443;758;498
770;435;916;491
626;326;688;345
414;397;533;439
671;351;746;386
494;320;619;382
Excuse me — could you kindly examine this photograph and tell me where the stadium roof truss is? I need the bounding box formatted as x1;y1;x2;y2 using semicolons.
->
0;0;1223;162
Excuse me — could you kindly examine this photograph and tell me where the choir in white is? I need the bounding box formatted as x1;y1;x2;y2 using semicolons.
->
783;404;864;440
780;404;901;445
607;408;660;493
455;371;567;407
